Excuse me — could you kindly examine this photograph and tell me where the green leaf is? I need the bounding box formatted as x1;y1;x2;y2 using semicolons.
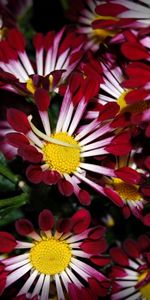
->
0;175;16;194
0;153;19;184
0;207;23;227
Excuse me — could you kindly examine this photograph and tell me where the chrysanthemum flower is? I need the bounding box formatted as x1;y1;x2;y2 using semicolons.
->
0;209;110;299
110;235;150;300
88;58;150;128
67;0;150;51
67;0;117;51
104;154;147;219
0;28;85;95
6;86;132;205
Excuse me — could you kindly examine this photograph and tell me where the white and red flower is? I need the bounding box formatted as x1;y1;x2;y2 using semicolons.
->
67;0;150;51
103;154;148;219
0;28;85;95
86;56;150;130
0;209;110;299
6;85;133;206
110;235;150;300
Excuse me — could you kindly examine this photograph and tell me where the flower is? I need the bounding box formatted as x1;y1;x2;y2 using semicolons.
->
104;154;147;219
88;56;150;129
0;209;109;299
67;0;150;51
0;28;85;96
6;86;131;205
67;0;117;51
110;235;150;300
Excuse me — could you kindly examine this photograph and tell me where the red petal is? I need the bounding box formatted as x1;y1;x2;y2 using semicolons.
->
38;209;54;231
115;167;141;185
96;3;127;16
33;33;44;50
15;219;34;236
145;124;150;137
125;89;150;104
110;266;127;278
58;179;74;197
137;235;150;251
71;209;91;234
6;133;29;148
88;226;106;240
0;40;17;61
18;145;43;163
98;102;120;121
78;190;91;206
88;278;102;296
110;247;129;266
104;187;124;207
0;272;7;296
122;206;131;218
34;88;50;111
81;238;107;254
144;156;150;170
121;42;149;60
123;239;140;258
143;214;150;226
43;170;61;185
26;165;43;184
8;28;26;52
92;19;117;30
111;112;131;128
125;62;150;78
7;109;30;134
141;186;150;197
44;31;55;51
68;283;80;300
90;256;111;266
122;77;149;89
78;287;97;300
105;131;131;156
0;232;17;253
57;218;73;233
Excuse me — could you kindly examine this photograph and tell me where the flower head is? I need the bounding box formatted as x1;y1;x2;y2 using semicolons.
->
110;235;150;300
6;86;131;205
89;56;150;129
67;0;150;51
0;28;85;95
0;209;109;299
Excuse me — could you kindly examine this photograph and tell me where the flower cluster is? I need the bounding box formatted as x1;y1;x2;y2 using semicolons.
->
0;1;150;299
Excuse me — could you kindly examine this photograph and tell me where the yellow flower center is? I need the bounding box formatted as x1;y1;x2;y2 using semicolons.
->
113;178;141;202
30;237;72;275
138;271;150;300
42;132;80;175
117;91;129;111
117;91;150;114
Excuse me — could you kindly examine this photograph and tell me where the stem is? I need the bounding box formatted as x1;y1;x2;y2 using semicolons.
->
0;165;19;184
0;193;29;208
